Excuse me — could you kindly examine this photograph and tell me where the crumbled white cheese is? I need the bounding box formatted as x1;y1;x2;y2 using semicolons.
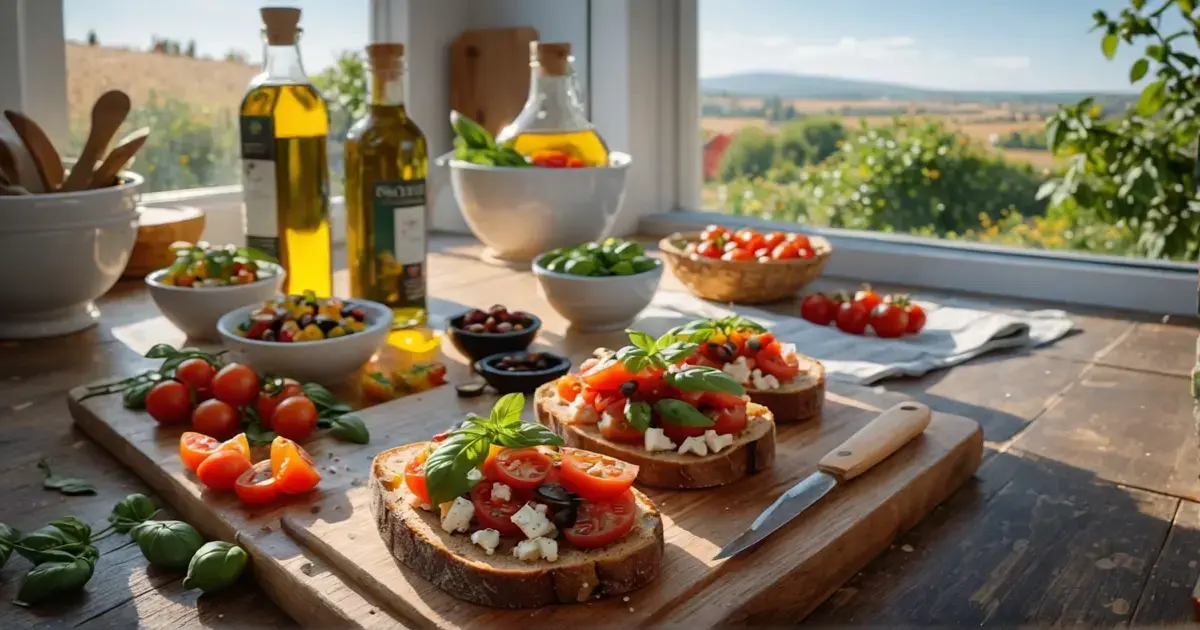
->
535;537;558;562
749;368;781;390
586;461;607;476
568;396;599;425
579;358;600;373
511;503;556;539
513;538;542;562
644;428;677;452
440;497;474;533
721;356;752;384
534;503;549;516
779;343;798;361
470;528;500;555
678;435;709;456
490;482;512;502
466;467;483;483
704;430;735;453
666;363;685;374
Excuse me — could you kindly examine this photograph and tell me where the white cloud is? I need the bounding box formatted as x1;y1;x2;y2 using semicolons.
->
702;31;918;62
973;56;1031;70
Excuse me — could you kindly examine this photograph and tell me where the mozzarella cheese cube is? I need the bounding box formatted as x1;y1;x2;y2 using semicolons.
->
704;429;735;453
466;467;483;483
722;356;752;385
511;503;556;539
678;435;709;456
470;528;500;555
644;427;677;453
440;497;475;533
490;482;512;502
750;368;781;390
536;537;559;562
568;396;600;425
513;538;542;562
534;503;549;516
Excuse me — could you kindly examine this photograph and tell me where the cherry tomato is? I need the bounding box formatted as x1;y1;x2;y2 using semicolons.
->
470;479;525;536
179;432;220;473
174;359;215;395
710;406;749;435
269;436;321;494
191;399;240;440
235;460;279;505
597;403;643;444
700;225;730;242
556;374;583;402
566;157;585;168
722;240;741;253
272;396;318;442
211;363;260;407
563;490;637;549
480;443;505;480
582;360;637;392
869;303;910;339
854;285;883;311
404;454;430;505
491;447;553;489
695;240;723;259
905;303;927;334
798;247;816;259
217;433;251;460
762;231;787;250
146;381;192;425
721;248;755;262
734;228;764;252
800;294;837;326
560;448;639;501
756;345;801;381
787;233;812;249
835;301;871;335
195;449;252;491
700;390;747;409
255;378;303;428
772;242;800;260
753;247;772;259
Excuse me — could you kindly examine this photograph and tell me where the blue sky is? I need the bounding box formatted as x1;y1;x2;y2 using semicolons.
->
699;0;1183;92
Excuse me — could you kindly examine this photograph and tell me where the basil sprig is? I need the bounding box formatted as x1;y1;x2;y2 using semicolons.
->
666;315;769;340
423;393;563;507
665;365;745;396
609;329;708;374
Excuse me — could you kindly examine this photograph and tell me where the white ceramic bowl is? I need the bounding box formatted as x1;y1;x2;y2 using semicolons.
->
448;153;632;263
0;173;142;339
146;264;286;341
216;298;392;385
532;257;664;332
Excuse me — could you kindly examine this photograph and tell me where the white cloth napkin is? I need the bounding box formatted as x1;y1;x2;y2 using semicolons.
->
637;291;1075;385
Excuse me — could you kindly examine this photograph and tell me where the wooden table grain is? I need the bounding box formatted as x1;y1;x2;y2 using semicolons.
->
0;234;1197;628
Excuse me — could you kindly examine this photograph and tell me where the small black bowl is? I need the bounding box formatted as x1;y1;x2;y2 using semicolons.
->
475;350;571;394
445;311;542;363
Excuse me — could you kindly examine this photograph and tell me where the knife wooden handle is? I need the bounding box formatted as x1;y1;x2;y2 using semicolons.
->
817;401;932;481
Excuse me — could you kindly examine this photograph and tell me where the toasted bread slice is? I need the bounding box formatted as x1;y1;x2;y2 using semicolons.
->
747;354;826;424
370;443;664;609
534;382;776;489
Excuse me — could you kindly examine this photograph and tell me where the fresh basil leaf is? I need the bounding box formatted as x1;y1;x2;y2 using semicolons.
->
143;344;177;359
38;460;96;496
625;401;652;432
627;330;657;353
48;517;91;544
109;494;159;534
302;383;353;414
16;527;88;565
614;345;651;373
330;415;370;444
489;393;525;428
687;329;716;343
654;399;715;427
496;423;565;448
423;431;492;507
0;523;19;570
717;315;768;334
244;418;278;447
666;365;746;396
657;341;699;364
13;556;95;607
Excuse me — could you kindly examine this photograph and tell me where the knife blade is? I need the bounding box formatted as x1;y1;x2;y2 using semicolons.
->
714;401;932;560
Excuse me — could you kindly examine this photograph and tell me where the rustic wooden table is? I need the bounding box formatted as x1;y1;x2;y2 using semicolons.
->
1;234;1197;628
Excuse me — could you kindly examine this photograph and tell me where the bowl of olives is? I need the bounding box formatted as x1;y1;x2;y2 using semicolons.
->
475;351;571;394
445;304;542;363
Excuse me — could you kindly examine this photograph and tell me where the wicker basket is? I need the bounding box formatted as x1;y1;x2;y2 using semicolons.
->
658;231;832;304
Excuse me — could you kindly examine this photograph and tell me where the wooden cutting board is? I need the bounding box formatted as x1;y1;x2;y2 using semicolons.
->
450;27;539;137
69;378;981;628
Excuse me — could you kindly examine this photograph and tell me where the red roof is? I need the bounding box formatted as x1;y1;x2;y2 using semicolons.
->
703;133;734;181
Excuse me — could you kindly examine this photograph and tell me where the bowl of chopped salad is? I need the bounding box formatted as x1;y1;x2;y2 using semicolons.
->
216;293;392;385
146;242;284;341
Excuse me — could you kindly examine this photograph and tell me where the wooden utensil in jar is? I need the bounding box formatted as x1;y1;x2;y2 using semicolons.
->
61;90;131;192
3;110;65;191
89;126;149;189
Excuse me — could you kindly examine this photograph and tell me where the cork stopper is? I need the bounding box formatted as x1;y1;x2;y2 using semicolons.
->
366;42;405;76
261;7;301;46
533;42;571;76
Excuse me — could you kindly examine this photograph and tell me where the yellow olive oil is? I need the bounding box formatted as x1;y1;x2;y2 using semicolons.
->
510;129;609;167
344;43;429;328
240;7;332;297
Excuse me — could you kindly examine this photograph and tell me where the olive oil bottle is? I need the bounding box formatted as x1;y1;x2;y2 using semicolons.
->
240;7;333;297
344;43;429;328
496;42;609;166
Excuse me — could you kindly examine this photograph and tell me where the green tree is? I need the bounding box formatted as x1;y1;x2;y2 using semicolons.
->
776;117;846;166
185;40;196;58
86;30;98;46
717;127;777;181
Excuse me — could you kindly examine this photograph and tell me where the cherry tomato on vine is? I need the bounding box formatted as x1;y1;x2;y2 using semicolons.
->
835;301;871;335
255;378;304;428
800;294;837;326
905;303;927;334
174;359;215;394
146;381;191;425
191;399;240;439
868;303;909;339
211;363;259;407
854;285;883;311
271;395;318;442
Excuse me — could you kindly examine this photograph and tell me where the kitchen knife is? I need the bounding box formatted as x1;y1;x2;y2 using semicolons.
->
713;401;932;560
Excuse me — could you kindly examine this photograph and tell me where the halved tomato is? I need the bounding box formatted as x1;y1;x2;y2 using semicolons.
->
700;390;747;408
235;460;279;505
216;433;251;459
597;405;643;444
195;449;252;491
559;448;639;501
756;344;800;381
179;432;220;473
269;436;321;494
660;420;707;444
404;454;430;505
710;405;748;436
469;480;525;536
493;447;552;489
563;490;638;549
582;361;636;391
593;393;626;413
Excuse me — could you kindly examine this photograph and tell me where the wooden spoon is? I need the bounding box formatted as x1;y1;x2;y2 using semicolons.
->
3;111;65;191
60;90;131;192
0;139;21;189
89;127;149;189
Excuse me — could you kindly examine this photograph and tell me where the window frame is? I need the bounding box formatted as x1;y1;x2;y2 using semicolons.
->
653;0;1200;316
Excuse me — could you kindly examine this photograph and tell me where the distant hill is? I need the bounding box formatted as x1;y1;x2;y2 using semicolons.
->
701;72;1136;107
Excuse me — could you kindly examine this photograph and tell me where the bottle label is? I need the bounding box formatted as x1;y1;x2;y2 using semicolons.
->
240;116;279;258
372;179;427;305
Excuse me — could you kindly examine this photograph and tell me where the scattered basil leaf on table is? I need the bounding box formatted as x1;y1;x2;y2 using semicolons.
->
183;541;248;593
16;526;90;565
108;493;159;534
13;555;95;607
654;399;716;427
38;460;96;496
131;520;205;572
47;516;91;544
625;401;653;432
0;523;19;570
665;366;746;396
329;415;370;444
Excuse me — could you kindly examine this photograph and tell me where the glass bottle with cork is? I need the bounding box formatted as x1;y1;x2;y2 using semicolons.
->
496;41;609;167
344;43;429;329
239;6;333;297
